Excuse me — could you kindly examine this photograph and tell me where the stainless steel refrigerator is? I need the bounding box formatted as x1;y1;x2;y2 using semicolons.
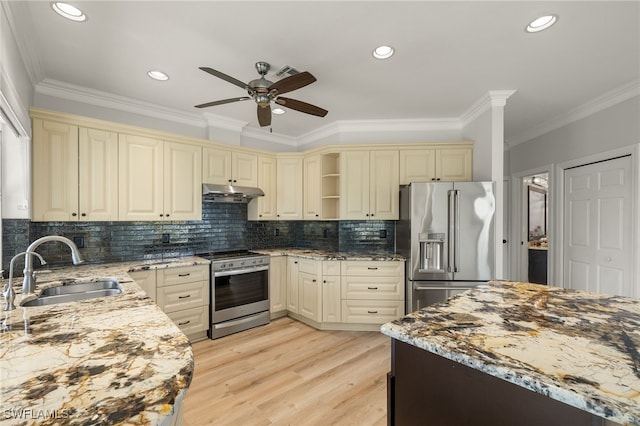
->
398;182;495;313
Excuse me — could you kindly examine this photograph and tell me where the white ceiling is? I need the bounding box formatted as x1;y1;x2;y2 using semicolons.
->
7;1;640;145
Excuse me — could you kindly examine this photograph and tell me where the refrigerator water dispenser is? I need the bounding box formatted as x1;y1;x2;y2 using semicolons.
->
419;233;445;272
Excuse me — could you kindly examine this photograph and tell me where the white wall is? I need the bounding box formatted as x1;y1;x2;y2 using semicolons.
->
508;96;639;175
1;123;29;219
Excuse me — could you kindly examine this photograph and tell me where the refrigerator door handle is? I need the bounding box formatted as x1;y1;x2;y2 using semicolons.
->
454;189;460;272
447;189;455;273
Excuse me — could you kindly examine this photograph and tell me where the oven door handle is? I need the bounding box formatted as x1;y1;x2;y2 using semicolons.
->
214;265;269;277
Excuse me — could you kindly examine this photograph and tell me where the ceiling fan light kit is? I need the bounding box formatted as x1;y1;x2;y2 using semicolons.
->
195;61;327;127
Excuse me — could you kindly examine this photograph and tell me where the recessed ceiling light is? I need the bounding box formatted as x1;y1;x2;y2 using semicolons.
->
272;108;286;115
373;45;395;60
147;70;169;81
51;2;87;22
525;15;558;33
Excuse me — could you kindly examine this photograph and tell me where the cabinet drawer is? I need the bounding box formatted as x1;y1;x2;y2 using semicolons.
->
158;280;209;313
297;257;320;274
342;276;404;300
322;261;341;276
342;261;404;277
157;265;208;287
165;306;208;335
341;300;404;324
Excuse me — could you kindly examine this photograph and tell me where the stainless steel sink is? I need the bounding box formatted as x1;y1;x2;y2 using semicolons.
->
21;279;123;307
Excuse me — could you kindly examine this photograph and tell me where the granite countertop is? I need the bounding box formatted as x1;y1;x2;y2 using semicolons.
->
381;280;640;424
0;256;209;425
254;248;405;261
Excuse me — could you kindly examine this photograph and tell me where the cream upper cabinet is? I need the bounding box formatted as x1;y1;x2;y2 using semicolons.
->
248;155;277;220
119;134;201;221
303;155;322;219
32;119;118;221
276;156;303;220
203;148;258;187
164;141;202;221
340;150;399;220
399;146;472;184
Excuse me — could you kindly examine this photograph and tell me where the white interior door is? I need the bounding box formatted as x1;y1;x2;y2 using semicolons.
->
564;156;633;296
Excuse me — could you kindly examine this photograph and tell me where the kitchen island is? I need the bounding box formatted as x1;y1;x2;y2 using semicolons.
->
381;280;640;425
0;257;208;425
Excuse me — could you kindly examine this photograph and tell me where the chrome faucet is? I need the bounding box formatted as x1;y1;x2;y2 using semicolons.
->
3;251;46;311
22;236;84;295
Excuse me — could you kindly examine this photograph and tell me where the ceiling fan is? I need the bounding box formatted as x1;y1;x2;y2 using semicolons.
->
195;62;328;127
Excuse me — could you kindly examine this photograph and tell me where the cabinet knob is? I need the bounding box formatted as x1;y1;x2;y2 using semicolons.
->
315;214;319;217
436;178;441;181
259;215;262;218
81;213;86;217
159;214;164;217
166;214;170;217
365;214;369;217
432;178;436;181
233;180;237;183
228;179;232;183
71;212;77;217
323;280;327;283
370;214;374;217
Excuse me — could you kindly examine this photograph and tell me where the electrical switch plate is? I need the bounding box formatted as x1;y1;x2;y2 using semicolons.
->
73;236;85;248
379;230;387;239
162;233;170;244
274;228;280;237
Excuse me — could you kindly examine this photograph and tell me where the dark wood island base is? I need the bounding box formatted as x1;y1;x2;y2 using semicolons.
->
388;339;595;426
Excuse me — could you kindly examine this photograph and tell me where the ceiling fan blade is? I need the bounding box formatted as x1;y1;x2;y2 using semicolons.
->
268;71;316;95
257;104;271;127
199;67;249;90
275;97;328;117
194;97;251;108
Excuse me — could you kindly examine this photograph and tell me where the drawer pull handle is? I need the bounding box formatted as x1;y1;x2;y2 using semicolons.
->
367;267;378;270
178;320;191;326
368;286;378;290
178;273;191;277
178;294;191;299
367;310;378;314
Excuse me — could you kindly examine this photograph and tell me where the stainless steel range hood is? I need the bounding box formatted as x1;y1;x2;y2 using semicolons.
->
202;183;265;203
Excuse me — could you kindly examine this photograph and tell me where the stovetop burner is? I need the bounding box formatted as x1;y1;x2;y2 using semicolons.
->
197;250;265;261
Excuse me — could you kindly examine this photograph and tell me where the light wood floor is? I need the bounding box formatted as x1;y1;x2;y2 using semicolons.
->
182;317;390;426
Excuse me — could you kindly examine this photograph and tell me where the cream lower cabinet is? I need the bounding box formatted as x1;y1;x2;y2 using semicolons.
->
341;261;404;324
269;255;287;317
130;264;209;341
321;261;342;323
119;134;202;221
287;257;300;313
298;258;322;322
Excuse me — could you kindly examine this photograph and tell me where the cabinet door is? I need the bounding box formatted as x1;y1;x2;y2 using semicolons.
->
303;155;321;219
276;157;303;220
118;134;164;221
32;119;79;221
287;257;300;313
299;271;321;322
340;150;370;220
370;150;399;220
436;148;472;181
269;255;287;313
399;149;436;184
78;128;118;221
202;148;232;184
248;155;277;220
164;141;202;221
322;275;341;322
232;152;258;186
128;269;157;302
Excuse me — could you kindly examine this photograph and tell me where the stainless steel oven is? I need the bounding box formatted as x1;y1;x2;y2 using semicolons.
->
198;251;270;339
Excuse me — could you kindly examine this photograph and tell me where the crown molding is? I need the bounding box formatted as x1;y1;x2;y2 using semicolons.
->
2;1;42;85
242;126;298;147
508;80;640;148
297;117;462;146
202;111;248;133
460;90;517;128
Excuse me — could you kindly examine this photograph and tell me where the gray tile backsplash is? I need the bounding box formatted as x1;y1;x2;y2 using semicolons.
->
2;203;396;274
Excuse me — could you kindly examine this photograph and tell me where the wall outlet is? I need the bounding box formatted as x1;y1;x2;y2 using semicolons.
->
73;236;85;248
162;233;170;244
274;228;280;237
323;229;329;238
379;230;387;239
